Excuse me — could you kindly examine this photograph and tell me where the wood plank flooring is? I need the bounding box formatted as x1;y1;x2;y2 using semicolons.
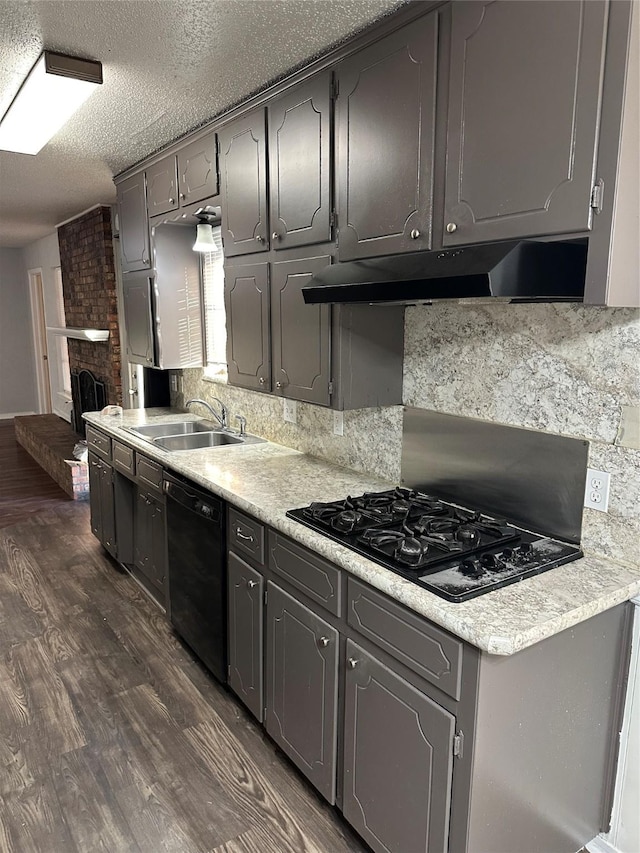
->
0;420;70;528
0;502;369;852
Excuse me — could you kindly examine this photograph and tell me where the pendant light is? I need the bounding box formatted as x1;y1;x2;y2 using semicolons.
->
193;222;221;253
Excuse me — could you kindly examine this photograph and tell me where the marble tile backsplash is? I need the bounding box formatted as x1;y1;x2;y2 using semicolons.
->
404;303;640;568
175;302;639;568
176;370;403;483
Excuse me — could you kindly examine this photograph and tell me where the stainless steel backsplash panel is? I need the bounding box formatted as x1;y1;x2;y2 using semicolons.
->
401;408;588;543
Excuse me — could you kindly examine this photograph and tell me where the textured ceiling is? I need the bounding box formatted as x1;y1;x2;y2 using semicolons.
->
0;0;403;248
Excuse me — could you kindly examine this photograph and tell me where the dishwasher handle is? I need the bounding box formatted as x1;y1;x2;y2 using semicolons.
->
163;476;222;524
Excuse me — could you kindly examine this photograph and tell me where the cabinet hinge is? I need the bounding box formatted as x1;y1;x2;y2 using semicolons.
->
330;208;337;229
227;664;231;680
328;381;334;397
332;77;339;101
264;588;268;605
453;730;464;759
590;179;604;214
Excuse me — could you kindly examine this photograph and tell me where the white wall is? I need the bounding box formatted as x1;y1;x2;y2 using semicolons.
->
0;247;37;416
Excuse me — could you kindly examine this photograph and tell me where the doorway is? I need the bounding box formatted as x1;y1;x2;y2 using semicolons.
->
27;269;52;413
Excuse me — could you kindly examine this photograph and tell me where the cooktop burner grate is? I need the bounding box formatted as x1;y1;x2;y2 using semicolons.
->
287;488;582;602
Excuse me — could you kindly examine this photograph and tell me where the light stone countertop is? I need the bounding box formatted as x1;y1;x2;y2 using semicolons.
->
85;408;640;656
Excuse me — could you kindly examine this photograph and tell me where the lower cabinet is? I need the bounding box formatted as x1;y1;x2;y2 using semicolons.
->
265;581;339;803
343;639;455;853
88;452;116;558
228;551;264;721
88;430;167;606
134;488;167;595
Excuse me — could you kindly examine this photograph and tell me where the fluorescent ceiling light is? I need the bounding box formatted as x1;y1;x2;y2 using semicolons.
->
0;51;102;155
193;223;221;253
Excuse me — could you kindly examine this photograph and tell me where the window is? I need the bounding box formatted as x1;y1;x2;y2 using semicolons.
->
201;227;227;381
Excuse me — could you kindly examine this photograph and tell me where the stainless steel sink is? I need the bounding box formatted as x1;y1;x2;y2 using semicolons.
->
154;431;245;451
129;420;216;439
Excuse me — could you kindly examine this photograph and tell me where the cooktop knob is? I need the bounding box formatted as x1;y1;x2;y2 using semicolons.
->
480;552;505;572
460;558;484;579
518;542;533;556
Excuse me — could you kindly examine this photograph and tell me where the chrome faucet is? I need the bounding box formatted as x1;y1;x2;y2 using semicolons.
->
185;397;227;429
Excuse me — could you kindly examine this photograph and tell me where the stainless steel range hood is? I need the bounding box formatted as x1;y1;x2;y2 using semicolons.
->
302;240;587;305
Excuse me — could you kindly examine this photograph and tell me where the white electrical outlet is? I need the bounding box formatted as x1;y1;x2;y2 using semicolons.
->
333;411;344;436
170;374;178;392
584;468;611;512
283;398;297;424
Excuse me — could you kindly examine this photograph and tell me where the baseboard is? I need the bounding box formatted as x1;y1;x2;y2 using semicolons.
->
0;411;37;420
587;834;621;853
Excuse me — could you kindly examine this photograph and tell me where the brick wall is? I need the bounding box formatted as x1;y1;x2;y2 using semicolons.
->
58;206;121;405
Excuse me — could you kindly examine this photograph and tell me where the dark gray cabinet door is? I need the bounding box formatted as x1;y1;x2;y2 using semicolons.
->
88;452;103;544
177;132;218;205
225;262;271;392
122;272;155;367
117;172;151;272
89;454;116;557
219;111;268;256
444;0;608;245
268;72;332;250
134;489;166;592
100;461;116;558
146;155;179;217
265;582;338;804
343;640;455;853
336;12;438;260
228;552;264;722
271;255;331;405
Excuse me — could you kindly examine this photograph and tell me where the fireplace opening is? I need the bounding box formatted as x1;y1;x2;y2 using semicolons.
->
71;369;107;436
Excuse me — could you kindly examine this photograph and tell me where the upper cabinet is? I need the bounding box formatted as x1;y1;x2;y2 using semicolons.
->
335;12;438;260
117;172;150;272
218;110;269;256
443;0;608;246
147;131;218;218
268;73;333;250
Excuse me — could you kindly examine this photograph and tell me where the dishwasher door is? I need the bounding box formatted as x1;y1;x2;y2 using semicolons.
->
164;472;227;682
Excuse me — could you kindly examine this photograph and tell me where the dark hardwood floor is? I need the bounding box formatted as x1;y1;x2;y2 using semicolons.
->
0;473;368;852
0;420;70;528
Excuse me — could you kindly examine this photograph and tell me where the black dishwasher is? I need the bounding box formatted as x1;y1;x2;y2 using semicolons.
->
163;471;227;683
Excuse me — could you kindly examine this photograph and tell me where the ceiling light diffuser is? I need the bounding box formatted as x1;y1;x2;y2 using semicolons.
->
0;51;103;155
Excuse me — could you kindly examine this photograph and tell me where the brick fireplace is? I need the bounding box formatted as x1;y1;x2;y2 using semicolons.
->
57;205;122;406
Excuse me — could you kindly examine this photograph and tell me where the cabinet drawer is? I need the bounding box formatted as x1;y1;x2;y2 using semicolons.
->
347;577;463;701
112;440;135;477
228;508;265;566
136;453;163;494
86;426;111;462
269;532;341;617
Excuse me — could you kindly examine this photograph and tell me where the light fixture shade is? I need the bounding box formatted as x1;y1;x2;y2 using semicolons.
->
193;223;221;253
0;51;103;155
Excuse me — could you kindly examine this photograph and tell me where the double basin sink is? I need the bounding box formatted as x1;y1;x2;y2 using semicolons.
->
127;419;263;452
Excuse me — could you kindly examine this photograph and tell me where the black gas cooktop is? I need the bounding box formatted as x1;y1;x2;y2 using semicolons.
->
286;488;582;603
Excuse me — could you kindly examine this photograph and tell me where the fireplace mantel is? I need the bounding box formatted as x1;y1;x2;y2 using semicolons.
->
48;327;109;342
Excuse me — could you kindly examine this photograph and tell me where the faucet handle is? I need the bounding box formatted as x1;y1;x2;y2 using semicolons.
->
235;415;247;437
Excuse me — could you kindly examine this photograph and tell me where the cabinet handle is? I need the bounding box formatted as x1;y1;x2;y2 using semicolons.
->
347;657;359;669
275;381;282;389
410;228;420;239
258;377;266;385
272;232;280;241
318;636;330;648
247;579;258;589
169;197;175;204
446;222;458;233
236;527;255;543
180;192;186;201
256;235;265;243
